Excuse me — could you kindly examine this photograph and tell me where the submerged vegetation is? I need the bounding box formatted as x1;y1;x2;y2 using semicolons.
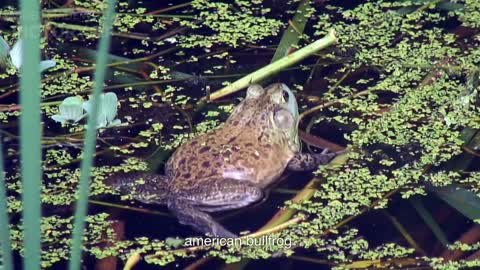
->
0;0;480;269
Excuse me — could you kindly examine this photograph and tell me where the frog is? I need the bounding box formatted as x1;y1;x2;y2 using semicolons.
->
107;83;343;238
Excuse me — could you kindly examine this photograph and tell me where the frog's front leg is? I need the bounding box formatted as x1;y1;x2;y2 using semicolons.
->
287;149;345;171
168;178;263;237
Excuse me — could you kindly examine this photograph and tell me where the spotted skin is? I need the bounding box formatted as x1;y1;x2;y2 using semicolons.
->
287;148;343;171
106;172;170;204
108;84;344;237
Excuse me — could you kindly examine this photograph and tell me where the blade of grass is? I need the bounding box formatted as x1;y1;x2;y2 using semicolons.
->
0;142;13;270
68;1;117;269
383;210;427;256
19;0;42;268
270;0;311;63
410;196;449;246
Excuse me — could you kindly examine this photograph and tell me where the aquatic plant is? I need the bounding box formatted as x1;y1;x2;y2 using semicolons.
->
51;92;121;128
82;92;122;128
51;96;85;123
0;36;56;73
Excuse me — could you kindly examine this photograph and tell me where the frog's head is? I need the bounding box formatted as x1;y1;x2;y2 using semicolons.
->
226;83;300;152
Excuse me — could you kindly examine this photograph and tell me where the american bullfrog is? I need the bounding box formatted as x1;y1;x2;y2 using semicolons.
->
108;83;342;237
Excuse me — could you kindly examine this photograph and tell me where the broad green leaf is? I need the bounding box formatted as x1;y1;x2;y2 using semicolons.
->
428;184;480;221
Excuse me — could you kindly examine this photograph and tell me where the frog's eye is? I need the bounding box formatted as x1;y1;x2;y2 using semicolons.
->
282;90;289;102
246;84;264;99
274;108;295;129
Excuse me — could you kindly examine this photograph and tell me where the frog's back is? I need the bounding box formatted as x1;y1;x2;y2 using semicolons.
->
166;123;295;189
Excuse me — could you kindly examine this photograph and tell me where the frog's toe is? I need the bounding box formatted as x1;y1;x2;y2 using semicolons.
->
210;226;238;238
288;148;346;171
105;173;134;193
168;198;238;238
271;250;285;258
106;172;169;204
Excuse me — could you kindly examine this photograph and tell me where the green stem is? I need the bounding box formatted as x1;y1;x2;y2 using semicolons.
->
47;21;149;40
19;0;43;268
204;29;337;101
147;2;192;15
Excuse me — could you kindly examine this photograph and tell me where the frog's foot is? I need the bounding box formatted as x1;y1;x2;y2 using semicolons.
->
106;172;170;204
168;198;237;238
287;148;346;171
168;178;263;237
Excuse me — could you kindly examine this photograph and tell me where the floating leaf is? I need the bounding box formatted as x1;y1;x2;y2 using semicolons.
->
51;96;85;124
83;92;121;129
102;92;118;123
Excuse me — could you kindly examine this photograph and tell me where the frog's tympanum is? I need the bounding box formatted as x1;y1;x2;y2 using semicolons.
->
108;83;342;237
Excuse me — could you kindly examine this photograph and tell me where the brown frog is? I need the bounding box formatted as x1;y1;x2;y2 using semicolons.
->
108;83;342;237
